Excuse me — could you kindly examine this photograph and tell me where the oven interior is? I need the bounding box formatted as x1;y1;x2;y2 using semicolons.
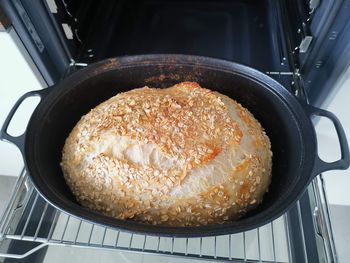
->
54;1;297;71
38;0;348;105
1;0;350;262
61;0;288;73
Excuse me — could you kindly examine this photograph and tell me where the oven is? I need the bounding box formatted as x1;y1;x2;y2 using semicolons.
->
0;0;349;262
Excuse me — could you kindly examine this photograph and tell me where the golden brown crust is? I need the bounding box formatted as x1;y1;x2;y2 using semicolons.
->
61;82;272;226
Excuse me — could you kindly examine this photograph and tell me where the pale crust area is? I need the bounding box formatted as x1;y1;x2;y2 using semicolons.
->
61;82;272;226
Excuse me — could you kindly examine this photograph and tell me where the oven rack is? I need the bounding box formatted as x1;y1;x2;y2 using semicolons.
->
0;169;290;262
0;167;336;263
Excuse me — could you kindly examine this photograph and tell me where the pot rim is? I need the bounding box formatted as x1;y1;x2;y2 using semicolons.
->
23;55;317;237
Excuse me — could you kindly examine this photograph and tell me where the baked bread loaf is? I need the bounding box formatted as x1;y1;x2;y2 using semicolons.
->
61;82;272;226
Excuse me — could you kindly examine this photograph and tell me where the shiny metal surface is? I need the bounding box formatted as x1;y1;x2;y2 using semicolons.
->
0;168;335;263
0;170;290;262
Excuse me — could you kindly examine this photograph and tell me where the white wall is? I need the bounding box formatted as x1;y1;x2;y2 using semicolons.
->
0;29;45;176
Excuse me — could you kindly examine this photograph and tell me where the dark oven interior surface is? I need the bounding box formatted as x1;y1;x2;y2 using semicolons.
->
57;0;291;74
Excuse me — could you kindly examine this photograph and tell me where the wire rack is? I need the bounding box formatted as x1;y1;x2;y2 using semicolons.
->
0;169;293;262
0;166;336;263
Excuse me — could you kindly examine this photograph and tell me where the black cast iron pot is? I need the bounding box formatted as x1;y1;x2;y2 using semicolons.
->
1;55;349;237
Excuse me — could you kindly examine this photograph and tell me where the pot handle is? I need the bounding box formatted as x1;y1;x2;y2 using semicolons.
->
0;88;50;153
306;104;350;177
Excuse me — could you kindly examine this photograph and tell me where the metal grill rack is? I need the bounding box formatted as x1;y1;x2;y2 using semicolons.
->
0;170;336;262
0;170;291;262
